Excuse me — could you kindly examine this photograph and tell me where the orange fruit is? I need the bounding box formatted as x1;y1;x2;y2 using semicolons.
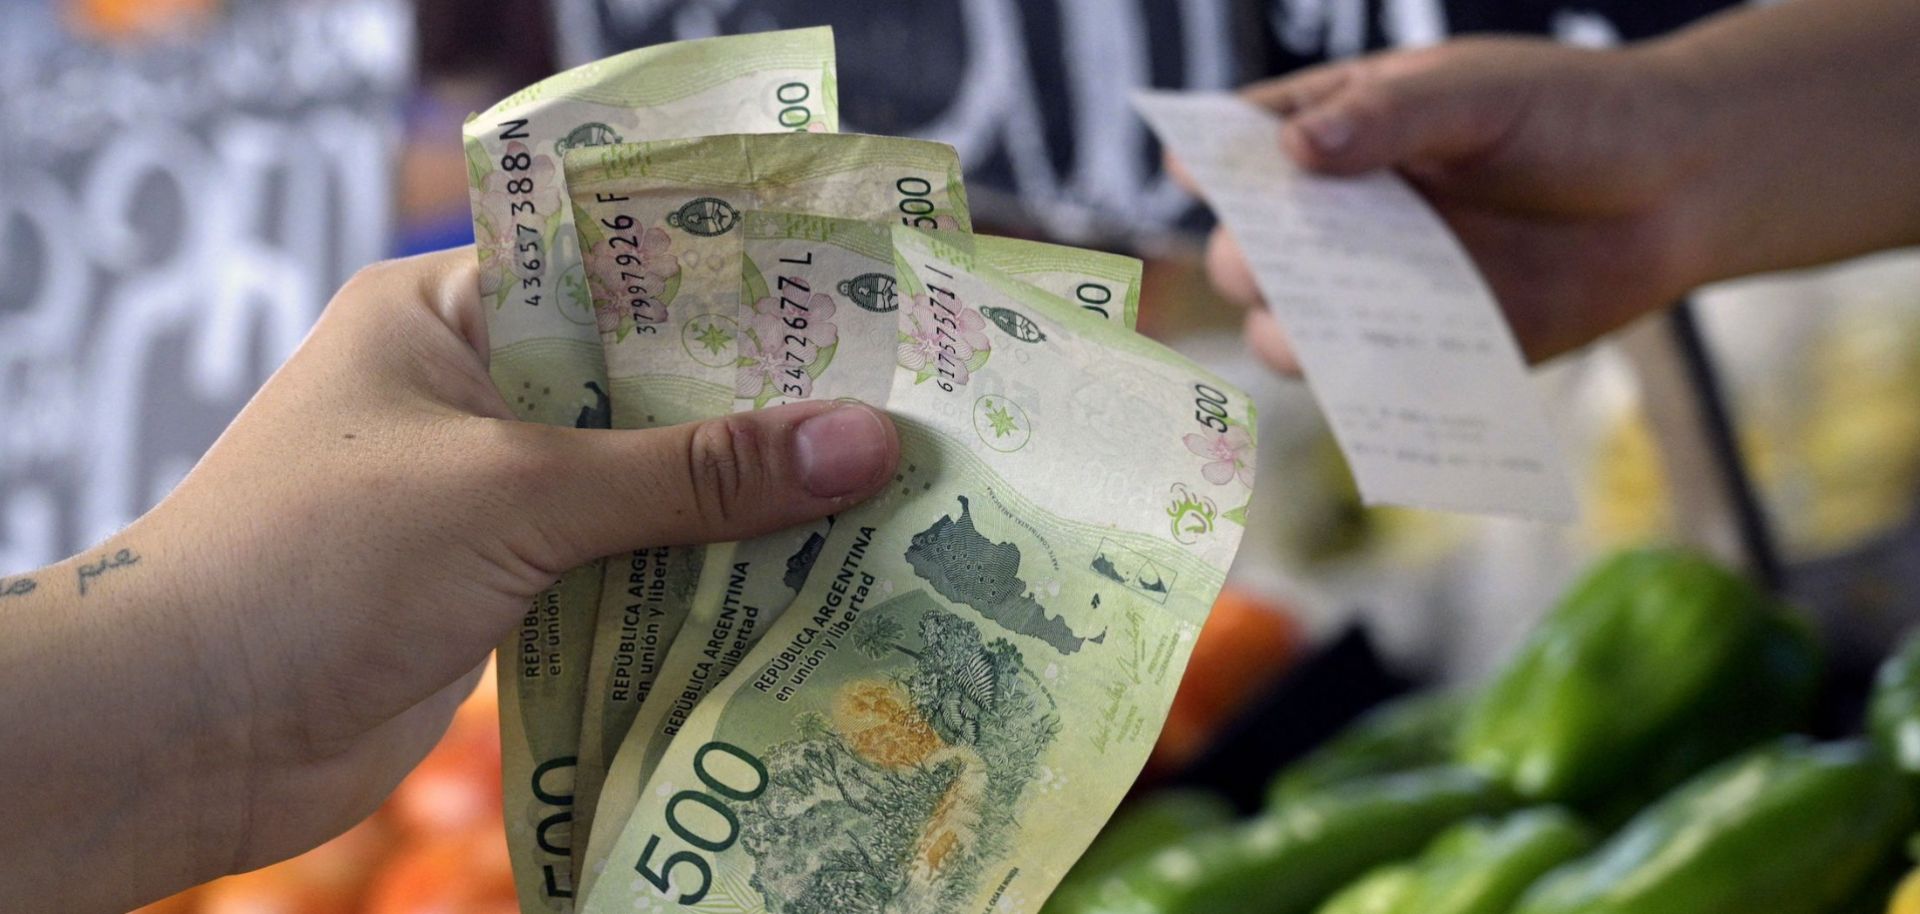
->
1150;585;1303;772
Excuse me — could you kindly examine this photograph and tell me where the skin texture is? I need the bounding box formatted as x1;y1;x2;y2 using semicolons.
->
1190;0;1920;373
0;248;900;913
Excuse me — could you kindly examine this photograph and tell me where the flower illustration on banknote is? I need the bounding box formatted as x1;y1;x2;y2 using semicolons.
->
473;141;561;304
737;292;839;401
584;227;678;334
898;292;991;386
1184;426;1255;488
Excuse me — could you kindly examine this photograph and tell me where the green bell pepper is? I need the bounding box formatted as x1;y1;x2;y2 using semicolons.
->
1317;807;1592;914
1075;767;1510;914
1456;547;1806;803
1269;691;1467;806
1871;628;1920;777
1041;790;1234;914
1514;739;1913;914
1316;867;1415;914
1585;607;1821;827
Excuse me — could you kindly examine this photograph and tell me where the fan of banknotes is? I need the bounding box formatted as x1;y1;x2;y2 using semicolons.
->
463;26;1255;914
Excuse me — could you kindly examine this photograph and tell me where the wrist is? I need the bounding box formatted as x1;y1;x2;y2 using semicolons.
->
1624;1;1920;287
1619;36;1741;298
2;526;255;909
119;508;269;875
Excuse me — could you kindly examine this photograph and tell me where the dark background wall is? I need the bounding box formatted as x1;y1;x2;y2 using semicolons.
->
0;0;1743;575
556;0;1743;241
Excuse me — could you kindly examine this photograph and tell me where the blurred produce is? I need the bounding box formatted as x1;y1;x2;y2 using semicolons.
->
1791;305;1920;553
1065;768;1509;914
1583;605;1822;828
1149;586;1304;773
1173;626;1414;814
1873;629;1920;778
1267;691;1465;805
196;820;391;914
1317;808;1591;914
1590;263;1920;560
1456;547;1816;805
1888;866;1920;914
132;665;511;914
1051;546;1920;914
1042;791;1235;914
1839;860;1911;914
362;828;518;914
1514;739;1912;914
66;0;218;40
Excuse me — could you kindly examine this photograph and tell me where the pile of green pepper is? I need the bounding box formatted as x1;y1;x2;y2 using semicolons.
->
1046;547;1920;914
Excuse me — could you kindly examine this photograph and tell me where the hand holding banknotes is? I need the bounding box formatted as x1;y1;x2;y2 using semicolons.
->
0;248;899;914
1197;0;1920;374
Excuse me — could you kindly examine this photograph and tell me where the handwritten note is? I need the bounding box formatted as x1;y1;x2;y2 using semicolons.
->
1135;91;1577;521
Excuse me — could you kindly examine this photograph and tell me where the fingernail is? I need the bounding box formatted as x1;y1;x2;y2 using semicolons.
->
794;405;889;498
1299;112;1353;152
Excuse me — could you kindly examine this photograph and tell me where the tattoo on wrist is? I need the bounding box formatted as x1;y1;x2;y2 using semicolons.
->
76;548;140;596
0;576;36;599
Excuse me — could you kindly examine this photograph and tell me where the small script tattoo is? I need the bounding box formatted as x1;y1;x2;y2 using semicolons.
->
0;577;36;599
77;548;140;596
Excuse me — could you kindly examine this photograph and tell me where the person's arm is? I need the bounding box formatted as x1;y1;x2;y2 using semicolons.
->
3;541;245;910
1654;0;1920;283
0;249;899;912
1198;0;1920;371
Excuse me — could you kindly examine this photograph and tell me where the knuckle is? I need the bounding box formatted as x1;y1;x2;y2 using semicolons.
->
685;416;768;526
322;258;414;329
1346;79;1403;123
1205;229;1259;307
335;258;400;301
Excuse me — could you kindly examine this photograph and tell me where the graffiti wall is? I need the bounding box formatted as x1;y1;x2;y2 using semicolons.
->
0;0;413;572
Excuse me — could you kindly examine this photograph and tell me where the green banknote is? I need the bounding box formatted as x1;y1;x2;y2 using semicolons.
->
563;138;973;886
578;213;909;893
463;27;838;912
972;235;1143;330
578;224;1255;914
587;217;1149;876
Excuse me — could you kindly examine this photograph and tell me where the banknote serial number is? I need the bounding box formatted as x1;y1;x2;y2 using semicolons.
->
921;264;967;392
596;201;665;335
497;119;547;309
633;740;768;904
775;252;819;396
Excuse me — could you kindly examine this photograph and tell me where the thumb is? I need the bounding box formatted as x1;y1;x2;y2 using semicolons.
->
489;400;899;573
1275;51;1516;177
